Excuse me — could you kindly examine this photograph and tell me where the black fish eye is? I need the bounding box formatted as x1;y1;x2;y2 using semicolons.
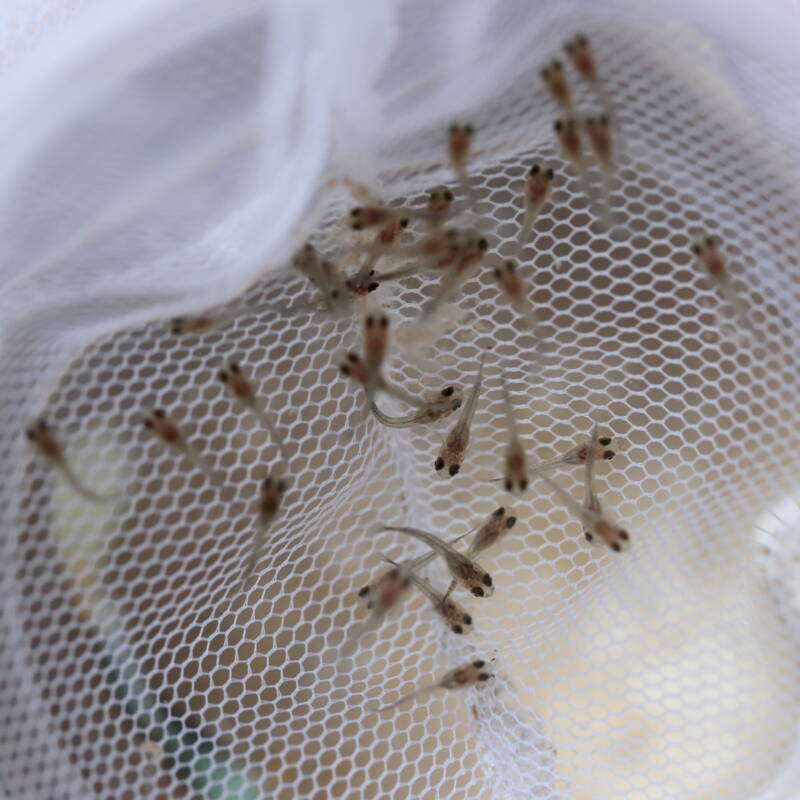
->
434;458;444;471
463;614;472;625
442;386;454;397
478;672;490;681
452;625;463;635
494;507;505;517
449;464;460;476
506;517;517;528
471;587;484;597
358;586;370;597
483;574;493;587
473;660;485;668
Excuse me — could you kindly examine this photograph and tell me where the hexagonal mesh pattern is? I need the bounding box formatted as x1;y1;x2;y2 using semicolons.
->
3;9;800;800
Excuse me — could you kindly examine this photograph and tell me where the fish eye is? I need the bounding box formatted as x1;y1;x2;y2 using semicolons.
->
218;371;228;382
473;660;485;668
493;267;502;279
506;516;517;528
449;464;461;476
604;450;615;460
25;427;36;440
441;386;454;397
452;625;463;635
705;235;715;247
493;507;505;517
434;458;445;471
358;586;370;597
554;120;563;132
478;672;491;681
519;479;528;491
611;543;621;552
691;243;702;255
444;190;453;201
400;218;409;228
471;587;484;597
504;479;512;492
463;614;472;625
478;238;488;251
153;409;165;418
530;164;540;175
368;282;380;292
599;437;611;446
620;531;629;541
547;168;554;179
483;574;493;587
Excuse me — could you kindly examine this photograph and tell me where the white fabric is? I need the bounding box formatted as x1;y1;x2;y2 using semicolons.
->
2;1;800;798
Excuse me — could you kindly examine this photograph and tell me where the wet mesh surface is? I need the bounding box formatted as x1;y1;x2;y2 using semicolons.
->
3;19;800;800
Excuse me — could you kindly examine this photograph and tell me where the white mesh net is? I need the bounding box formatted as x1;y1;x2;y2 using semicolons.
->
3;1;800;799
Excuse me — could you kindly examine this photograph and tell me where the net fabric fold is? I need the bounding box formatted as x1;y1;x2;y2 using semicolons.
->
2;1;800;799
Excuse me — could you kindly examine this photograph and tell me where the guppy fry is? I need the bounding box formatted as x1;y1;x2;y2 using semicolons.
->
381;556;474;636
435;353;486;476
26;419;121;504
534;427;630;552
142;409;221;486
372;659;493;713
370;385;463;428
218;361;286;459
381;526;494;598
357;529;473;610
692;235;751;330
